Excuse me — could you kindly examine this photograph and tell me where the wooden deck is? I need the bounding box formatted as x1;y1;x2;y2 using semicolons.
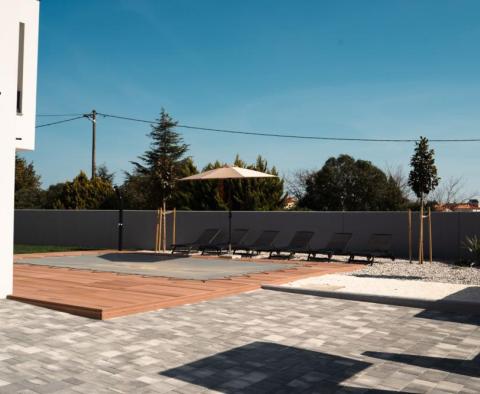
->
9;259;361;320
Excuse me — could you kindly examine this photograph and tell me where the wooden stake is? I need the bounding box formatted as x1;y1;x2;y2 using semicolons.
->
408;209;412;264
158;208;163;252
428;207;433;263
173;208;176;246
419;205;424;264
162;201;167;252
155;209;160;252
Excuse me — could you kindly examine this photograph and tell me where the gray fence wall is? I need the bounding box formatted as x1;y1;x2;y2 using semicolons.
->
14;210;480;261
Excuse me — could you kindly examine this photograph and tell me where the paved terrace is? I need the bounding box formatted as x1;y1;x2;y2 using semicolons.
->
1;290;479;393
11;252;360;319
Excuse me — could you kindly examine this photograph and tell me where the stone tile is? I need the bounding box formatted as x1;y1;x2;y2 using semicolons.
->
0;290;478;393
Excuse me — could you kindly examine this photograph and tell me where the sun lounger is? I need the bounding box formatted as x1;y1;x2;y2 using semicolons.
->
233;230;279;256
171;228;220;254
347;233;395;263
267;231;315;259
307;232;352;261
200;229;249;255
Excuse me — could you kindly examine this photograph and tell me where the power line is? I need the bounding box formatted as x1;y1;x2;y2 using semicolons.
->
35;115;86;129
36;113;84;117
34;110;480;143
97;112;480;143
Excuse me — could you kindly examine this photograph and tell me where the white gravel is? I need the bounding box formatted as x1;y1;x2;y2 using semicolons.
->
344;258;480;286
283;274;480;302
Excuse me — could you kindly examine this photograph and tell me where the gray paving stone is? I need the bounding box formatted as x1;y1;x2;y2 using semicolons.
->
0;290;478;393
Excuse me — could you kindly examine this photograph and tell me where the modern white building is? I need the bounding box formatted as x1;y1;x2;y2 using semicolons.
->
0;0;40;297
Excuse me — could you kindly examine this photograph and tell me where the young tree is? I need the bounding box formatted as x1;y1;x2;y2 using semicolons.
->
431;176;476;205
408;137;439;263
299;155;407;211
285;169;315;201
408;137;439;207
15;155;44;208
129;109;190;211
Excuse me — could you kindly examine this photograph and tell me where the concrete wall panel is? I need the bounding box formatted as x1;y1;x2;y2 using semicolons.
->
14;210;480;261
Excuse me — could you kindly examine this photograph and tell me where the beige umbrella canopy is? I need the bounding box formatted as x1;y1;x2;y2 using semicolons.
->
180;166;276;181
180;165;277;254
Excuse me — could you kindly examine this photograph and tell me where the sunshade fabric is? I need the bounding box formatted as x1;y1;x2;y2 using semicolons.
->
180;166;276;181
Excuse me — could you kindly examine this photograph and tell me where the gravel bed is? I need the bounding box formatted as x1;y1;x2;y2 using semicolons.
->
344;258;480;285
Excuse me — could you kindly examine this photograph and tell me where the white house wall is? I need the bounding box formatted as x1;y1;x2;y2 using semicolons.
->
0;0;39;298
0;0;39;151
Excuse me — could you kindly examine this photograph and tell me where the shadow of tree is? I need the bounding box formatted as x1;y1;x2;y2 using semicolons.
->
160;342;414;393
364;351;480;378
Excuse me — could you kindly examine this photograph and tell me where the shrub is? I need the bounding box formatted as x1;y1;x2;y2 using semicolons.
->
463;235;480;266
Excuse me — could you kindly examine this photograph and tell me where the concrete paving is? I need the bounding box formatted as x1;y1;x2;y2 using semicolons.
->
0;290;479;393
281;274;480;302
15;253;295;280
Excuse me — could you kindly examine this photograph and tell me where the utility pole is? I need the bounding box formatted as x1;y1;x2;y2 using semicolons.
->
91;109;96;179
84;110;97;179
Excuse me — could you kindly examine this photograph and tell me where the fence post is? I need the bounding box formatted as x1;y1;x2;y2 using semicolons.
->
173;208;176;246
428;207;433;263
408;209;412;263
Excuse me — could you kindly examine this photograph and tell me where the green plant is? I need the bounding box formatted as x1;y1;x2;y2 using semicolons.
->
463;235;480;265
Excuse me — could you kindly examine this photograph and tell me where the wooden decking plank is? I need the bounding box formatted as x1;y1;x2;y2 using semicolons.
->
10;260;362;320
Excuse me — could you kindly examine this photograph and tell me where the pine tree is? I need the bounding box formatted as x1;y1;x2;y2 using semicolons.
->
129;109;190;210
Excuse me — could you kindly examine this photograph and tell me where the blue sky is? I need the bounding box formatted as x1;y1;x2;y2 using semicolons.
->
26;0;480;195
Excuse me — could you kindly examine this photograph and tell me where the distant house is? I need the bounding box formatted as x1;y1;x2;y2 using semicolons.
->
435;199;480;212
0;0;39;297
284;196;298;210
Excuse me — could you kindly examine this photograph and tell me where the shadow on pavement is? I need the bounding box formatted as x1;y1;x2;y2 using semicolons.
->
414;287;480;325
160;341;414;393
364;351;480;378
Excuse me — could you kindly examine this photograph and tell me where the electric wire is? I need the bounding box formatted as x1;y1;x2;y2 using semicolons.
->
34;110;480;143
96;112;480;143
35;115;86;129
36;113;84;117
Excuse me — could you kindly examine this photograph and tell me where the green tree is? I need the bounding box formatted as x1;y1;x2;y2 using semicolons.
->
299;154;407;211
96;164;115;183
43;182;66;209
129;109;190;210
15;155;44;208
52;171;115;209
188;155;285;211
121;158;199;210
408;136;439;207
408;137;439;264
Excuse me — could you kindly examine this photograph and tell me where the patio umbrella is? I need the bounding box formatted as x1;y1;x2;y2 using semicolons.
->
180;166;277;254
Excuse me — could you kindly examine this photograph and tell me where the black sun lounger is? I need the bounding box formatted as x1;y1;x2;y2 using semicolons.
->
200;229;249;255
267;231;315;259
307;232;352;261
233;230;280;256
171;228;220;254
347;233;395;263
